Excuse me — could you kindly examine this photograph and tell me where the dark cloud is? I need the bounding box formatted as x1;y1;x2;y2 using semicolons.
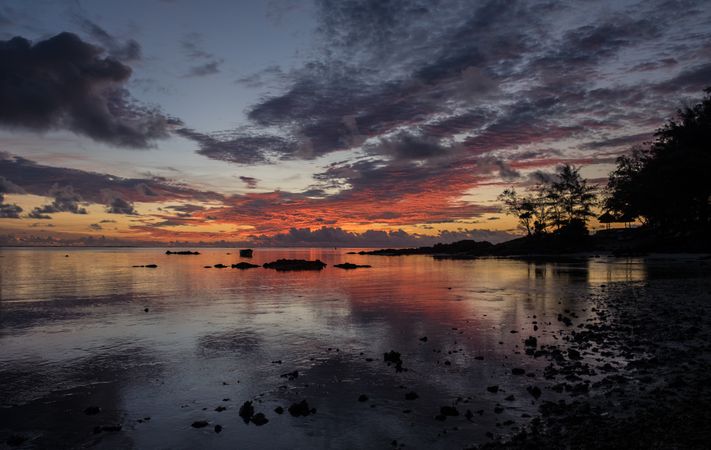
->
0;32;176;148
239;176;259;189
0;153;223;207
102;191;138;215
30;184;88;218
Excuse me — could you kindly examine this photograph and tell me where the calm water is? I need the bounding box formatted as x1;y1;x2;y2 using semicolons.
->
0;248;668;448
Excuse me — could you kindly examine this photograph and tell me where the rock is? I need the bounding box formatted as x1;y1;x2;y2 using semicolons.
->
419;336;428;342
288;400;315;417
165;250;200;255
274;406;284;414
239;401;254;423
204;266;211;268
6;435;28;446
512;368;526;375
262;259;327;271
280;370;299;381
465;409;474;421
524;336;538;347
358;394;369;402
333;263;372;269
232;262;259;269
84;406;101;415
144;308;149;312
440;406;460;416
239;249;253;257
145;264;158;268
215;406;226;412
214;424;222;433
383;350;405;372
405;391;419;400
568;349;582;360
527;385;542;399
191;420;209;428
214;264;228;268
251;413;269;426
487;385;500;393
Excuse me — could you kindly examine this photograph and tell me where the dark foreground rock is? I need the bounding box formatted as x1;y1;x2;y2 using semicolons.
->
472;277;711;449
165;250;200;255
334;263;372;269
263;259;327;271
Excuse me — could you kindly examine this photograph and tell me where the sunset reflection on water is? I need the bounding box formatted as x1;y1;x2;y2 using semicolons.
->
0;248;651;449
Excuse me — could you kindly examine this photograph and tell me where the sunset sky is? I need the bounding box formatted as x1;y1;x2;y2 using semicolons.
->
0;0;709;246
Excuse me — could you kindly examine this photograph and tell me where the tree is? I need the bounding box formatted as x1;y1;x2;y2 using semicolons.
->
498;188;535;235
605;88;711;231
499;164;597;236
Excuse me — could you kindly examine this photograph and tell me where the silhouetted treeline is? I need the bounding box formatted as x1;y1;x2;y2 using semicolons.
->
605;88;711;232
500;88;710;239
498;164;597;237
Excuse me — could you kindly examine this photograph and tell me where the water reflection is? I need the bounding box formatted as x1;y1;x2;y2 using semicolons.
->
1;248;702;449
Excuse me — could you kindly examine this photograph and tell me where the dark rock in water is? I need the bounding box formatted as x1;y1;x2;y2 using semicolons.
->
144;308;149;312
512;368;526;375
239;401;254;423
405;391;419;400
263;259;327;271
280;370;299;381
6;435;28;446
568;349;582;360
251;413;269;426
191;420;209;428
487;385;500;393
527;385;542;399
419;336;428;342
84;406;101;415
214;264;228;268
358;394;369;402
132;264;158;268
524;336;538;347
214;424;222;433
215;406;226;412
204;266;211;268
440;406;460;416
334;262;372;269
239;249;253;257
232;262;259;269
383;350;404;372
435;414;447;421
99;425;122;432
166;250;200;255
465;409;474;421
274;406;284;414
288;400;315;417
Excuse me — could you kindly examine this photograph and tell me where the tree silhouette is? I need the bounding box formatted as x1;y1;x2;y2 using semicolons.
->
605;88;711;231
499;164;597;236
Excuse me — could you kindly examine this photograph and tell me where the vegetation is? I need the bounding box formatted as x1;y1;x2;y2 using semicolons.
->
500;88;710;240
498;164;597;236
604;88;711;232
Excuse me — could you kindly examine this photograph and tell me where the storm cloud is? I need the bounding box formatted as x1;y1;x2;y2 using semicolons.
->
0;32;176;148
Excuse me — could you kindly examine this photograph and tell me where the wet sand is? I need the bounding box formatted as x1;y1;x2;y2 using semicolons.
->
0;249;709;449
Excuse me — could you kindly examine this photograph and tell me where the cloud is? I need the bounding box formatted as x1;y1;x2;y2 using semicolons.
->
102;191;138;215
186;60;222;77
239;176;259;189
77;17;142;62
89;223;103;230
0;32;176;148
30;184;88;218
0;153;223;206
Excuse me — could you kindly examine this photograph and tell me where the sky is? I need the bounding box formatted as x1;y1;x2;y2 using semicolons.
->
0;0;709;246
